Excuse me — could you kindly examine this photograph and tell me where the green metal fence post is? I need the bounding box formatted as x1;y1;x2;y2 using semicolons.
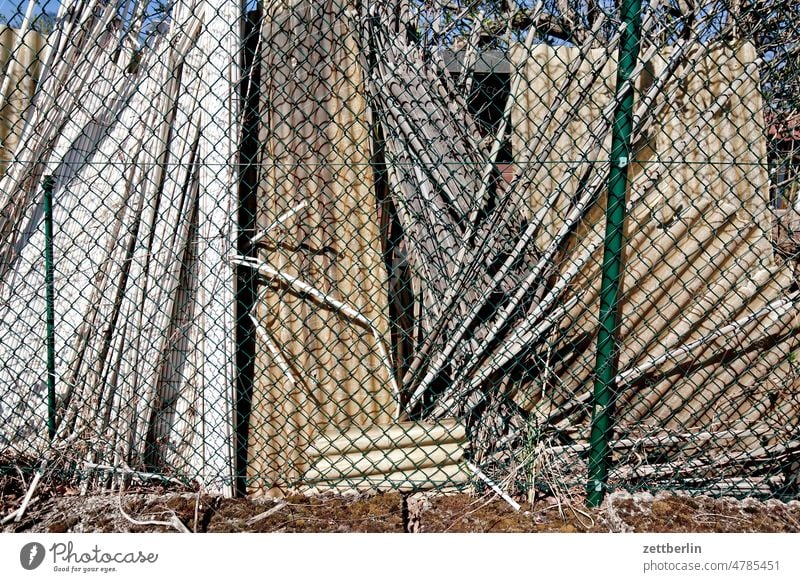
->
586;0;644;507
234;10;262;496
43;174;56;440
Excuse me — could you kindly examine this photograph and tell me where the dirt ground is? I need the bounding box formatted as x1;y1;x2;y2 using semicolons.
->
2;472;800;533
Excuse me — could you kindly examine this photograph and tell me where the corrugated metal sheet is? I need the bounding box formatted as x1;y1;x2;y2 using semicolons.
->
0;25;46;174
510;42;799;432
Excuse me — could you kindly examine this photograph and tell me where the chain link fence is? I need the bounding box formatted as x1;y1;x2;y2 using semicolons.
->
0;0;798;504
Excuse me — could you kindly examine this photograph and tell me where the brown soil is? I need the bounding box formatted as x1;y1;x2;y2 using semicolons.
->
2;471;799;533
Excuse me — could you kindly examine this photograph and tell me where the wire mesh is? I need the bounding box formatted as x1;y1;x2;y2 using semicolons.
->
0;0;798;502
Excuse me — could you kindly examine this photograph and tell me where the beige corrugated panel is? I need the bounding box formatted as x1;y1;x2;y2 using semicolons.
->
511;42;799;433
248;1;395;494
305;419;469;492
0;25;46;174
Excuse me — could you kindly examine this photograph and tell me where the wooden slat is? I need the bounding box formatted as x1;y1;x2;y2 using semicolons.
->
195;0;239;496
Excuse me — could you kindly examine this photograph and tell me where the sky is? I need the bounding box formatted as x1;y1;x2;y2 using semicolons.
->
0;0;60;26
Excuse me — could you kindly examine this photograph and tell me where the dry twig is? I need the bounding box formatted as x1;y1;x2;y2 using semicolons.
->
116;491;191;534
245;501;288;526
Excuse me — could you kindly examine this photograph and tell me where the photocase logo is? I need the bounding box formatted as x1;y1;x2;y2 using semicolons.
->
20;542;46;570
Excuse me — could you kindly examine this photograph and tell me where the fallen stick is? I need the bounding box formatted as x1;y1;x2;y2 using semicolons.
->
117;492;191;533
616;291;799;387
250;314;300;388
193;489;201;533
615;440;800;481
249;284;325;410
401;10;612;396
1;497;39;525
232;255;401;418
433;52;771;414
456;9;484;97
467;461;520;512
245;501;287;525
1;508;18;525
250;200;308;245
416;35;710;395
13;461;46;523
542;426;781;456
